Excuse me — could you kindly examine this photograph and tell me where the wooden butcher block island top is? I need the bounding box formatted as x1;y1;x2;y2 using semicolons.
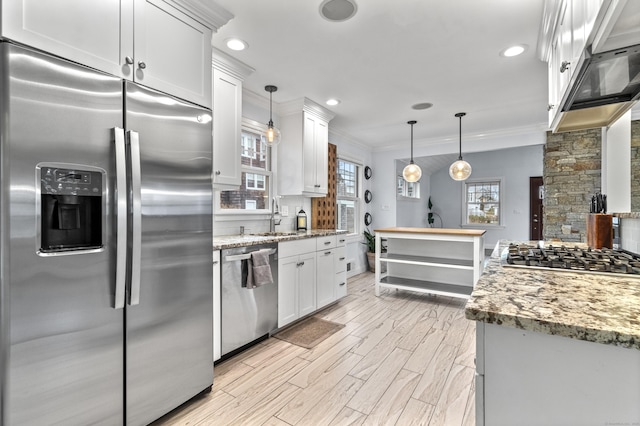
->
374;227;486;236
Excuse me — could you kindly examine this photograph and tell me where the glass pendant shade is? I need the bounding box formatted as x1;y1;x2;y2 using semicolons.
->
265;121;281;146
449;159;472;180
403;162;422;182
403;120;422;182
264;85;280;146
449;112;471;181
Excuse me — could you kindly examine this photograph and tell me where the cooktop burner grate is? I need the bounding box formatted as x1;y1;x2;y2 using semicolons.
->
502;243;640;277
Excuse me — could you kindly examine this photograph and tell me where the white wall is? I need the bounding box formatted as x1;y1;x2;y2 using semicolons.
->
429;144;544;249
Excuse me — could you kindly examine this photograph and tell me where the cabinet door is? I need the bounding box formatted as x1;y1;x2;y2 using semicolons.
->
303;113;318;194
2;0;133;78
316;249;335;308
314;119;329;194
336;272;348;299
557;0;573;98
212;68;242;188
278;256;299;328
134;0;212;108
298;253;317;318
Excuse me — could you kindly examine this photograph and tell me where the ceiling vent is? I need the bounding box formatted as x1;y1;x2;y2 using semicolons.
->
319;0;357;22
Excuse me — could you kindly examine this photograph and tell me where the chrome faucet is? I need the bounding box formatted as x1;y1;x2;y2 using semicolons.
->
270;197;281;232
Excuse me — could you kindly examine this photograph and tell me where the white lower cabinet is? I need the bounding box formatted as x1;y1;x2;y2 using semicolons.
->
335;240;347;299
316;236;337;309
278;239;316;328
278;235;348;328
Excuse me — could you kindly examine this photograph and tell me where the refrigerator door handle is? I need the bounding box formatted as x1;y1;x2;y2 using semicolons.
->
114;127;127;309
127;130;142;306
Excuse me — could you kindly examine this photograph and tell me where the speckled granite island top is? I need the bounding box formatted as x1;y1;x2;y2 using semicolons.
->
212;229;347;250
465;240;640;350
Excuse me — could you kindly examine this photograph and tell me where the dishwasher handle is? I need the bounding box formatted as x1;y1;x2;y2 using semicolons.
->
224;248;277;262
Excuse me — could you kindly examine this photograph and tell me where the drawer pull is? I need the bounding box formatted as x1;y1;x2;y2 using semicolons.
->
339;282;346;286
324;241;331;245
325;251;332;255
339;257;345;261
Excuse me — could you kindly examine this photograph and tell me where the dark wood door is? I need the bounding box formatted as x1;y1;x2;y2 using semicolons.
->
530;176;544;240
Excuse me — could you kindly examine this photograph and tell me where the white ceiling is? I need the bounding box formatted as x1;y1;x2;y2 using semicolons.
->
209;0;550;154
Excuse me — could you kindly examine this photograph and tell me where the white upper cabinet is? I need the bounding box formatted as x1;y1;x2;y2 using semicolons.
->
278;98;335;197
211;49;254;189
134;0;212;108
1;0;231;108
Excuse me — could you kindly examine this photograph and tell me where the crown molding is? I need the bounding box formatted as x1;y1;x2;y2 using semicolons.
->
278;97;336;122
168;0;233;32
212;48;255;80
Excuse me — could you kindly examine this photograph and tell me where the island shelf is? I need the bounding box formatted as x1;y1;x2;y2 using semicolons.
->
374;227;485;299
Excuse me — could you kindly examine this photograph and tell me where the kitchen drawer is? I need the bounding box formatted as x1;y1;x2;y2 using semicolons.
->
335;246;347;273
279;238;316;258
336;271;347;299
316;235;337;250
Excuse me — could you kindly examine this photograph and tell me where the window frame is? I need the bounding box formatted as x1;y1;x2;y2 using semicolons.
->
461;177;505;228
215;118;274;216
336;155;363;238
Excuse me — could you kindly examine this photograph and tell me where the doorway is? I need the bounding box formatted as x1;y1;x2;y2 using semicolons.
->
529;176;544;240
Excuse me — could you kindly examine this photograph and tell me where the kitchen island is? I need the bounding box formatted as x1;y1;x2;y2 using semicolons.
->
465;241;640;425
373;227;485;298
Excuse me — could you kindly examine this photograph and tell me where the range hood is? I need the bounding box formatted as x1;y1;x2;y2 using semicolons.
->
556;43;640;132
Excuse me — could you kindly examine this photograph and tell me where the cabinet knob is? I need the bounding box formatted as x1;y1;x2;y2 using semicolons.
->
215;170;221;175
125;56;134;65
560;61;570;73
547;104;555;111
138;61;147;70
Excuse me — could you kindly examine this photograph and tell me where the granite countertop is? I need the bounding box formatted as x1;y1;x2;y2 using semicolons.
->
465;240;640;350
212;229;348;250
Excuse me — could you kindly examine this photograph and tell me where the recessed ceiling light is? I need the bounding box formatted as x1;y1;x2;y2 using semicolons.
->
326;99;341;106
319;0;358;22
500;44;527;57
411;102;433;110
226;38;248;51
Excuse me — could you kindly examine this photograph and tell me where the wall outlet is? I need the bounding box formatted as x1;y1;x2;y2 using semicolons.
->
281;205;289;216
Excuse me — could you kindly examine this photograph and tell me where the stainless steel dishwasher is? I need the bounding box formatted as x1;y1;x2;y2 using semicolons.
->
220;243;278;357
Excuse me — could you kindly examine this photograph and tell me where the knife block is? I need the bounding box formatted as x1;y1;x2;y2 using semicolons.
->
586;214;613;249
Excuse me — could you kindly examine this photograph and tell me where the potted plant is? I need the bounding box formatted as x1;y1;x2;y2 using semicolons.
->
427;196;442;228
363;228;386;273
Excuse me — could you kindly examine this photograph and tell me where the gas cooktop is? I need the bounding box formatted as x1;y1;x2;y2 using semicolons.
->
501;243;640;278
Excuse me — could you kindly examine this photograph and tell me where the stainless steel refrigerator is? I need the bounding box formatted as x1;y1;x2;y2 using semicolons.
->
0;41;213;425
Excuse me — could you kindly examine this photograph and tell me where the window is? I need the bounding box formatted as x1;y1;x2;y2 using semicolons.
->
218;121;272;212
464;179;503;226
396;175;420;199
337;158;361;235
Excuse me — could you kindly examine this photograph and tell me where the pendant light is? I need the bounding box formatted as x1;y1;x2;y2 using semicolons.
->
449;112;472;181
264;85;281;146
402;120;422;182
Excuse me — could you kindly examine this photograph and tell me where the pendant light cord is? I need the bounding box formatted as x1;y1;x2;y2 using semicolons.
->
408;120;417;163
455;112;466;160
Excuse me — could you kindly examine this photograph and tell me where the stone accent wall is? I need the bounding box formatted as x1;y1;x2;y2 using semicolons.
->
631;120;640;211
543;128;602;242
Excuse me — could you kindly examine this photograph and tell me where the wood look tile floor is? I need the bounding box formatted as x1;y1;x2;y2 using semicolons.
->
153;272;476;426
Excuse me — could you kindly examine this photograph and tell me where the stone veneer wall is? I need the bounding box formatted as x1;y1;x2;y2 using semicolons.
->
631;120;640;211
544;128;602;242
